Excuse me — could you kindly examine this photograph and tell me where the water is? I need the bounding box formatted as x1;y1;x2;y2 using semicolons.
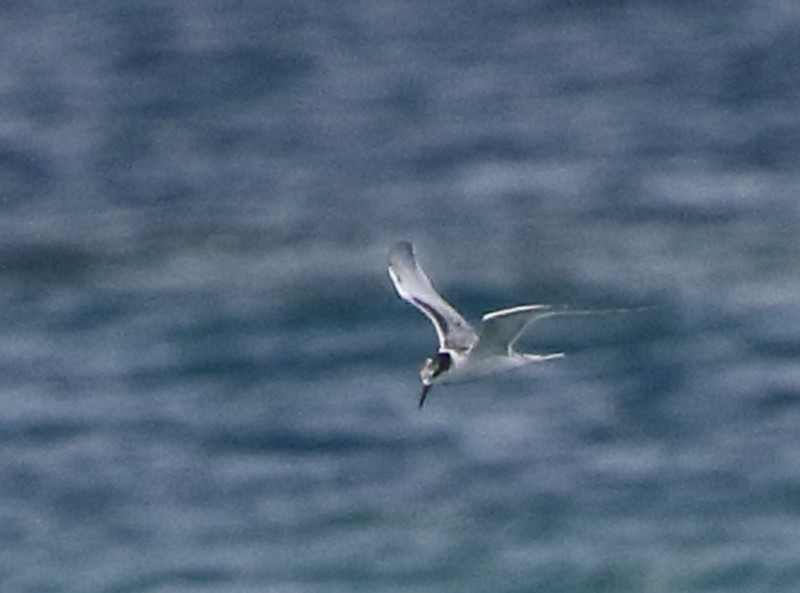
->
1;1;800;591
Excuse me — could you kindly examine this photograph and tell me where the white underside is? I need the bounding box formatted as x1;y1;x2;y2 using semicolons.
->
435;352;564;384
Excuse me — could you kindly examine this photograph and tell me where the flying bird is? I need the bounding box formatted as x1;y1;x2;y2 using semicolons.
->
388;241;563;408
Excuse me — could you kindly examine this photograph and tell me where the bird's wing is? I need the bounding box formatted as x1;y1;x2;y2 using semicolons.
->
388;241;477;352
470;304;558;356
473;304;655;356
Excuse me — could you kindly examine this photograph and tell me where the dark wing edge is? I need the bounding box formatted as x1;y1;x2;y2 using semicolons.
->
388;241;477;351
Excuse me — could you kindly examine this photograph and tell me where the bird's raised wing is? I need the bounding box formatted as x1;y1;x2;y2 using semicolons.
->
470;305;557;356
388;241;477;352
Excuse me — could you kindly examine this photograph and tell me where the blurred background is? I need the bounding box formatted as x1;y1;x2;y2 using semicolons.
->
1;1;800;591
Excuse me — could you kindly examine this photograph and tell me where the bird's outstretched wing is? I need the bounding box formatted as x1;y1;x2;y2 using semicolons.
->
473;304;654;357
470;305;557;356
388;241;477;352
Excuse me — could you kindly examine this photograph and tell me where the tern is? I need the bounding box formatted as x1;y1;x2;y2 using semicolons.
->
388;241;564;408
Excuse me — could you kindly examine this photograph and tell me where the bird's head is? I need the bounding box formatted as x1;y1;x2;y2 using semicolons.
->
418;351;452;408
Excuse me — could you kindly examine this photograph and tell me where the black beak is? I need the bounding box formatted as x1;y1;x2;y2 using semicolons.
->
419;384;432;409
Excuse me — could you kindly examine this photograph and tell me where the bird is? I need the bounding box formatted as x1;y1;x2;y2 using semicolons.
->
388;241;564;408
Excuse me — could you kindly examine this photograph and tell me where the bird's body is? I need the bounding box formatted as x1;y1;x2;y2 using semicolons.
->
388;241;563;407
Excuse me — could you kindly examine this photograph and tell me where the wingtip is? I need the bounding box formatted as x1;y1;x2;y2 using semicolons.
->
391;240;414;255
388;241;415;270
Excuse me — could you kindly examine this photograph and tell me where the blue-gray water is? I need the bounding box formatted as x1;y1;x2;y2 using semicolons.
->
2;2;800;591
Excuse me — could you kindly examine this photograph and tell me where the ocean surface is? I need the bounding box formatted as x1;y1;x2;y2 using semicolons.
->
2;1;800;591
